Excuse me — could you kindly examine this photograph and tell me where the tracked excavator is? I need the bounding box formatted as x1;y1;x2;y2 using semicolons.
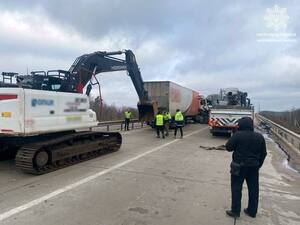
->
0;50;155;174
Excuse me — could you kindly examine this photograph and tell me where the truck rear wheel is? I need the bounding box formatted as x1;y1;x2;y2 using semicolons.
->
211;131;217;136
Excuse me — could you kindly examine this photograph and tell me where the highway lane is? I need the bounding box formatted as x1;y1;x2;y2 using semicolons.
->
0;124;299;225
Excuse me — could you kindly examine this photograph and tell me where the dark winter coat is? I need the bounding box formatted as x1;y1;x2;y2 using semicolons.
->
225;117;267;167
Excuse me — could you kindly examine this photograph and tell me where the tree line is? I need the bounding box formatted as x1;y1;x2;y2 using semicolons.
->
261;108;300;134
90;98;138;121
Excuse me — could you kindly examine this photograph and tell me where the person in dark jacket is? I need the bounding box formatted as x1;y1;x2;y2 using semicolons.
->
225;117;267;218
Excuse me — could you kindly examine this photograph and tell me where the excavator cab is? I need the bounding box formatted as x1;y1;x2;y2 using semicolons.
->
16;70;77;93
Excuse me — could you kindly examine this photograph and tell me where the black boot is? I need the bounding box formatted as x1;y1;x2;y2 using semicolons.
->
226;210;240;218
244;208;256;218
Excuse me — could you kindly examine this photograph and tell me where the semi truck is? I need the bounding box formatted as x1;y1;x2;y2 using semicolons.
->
208;88;254;135
143;81;207;126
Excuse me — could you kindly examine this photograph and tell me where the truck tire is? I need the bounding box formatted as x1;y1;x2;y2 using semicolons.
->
211;131;217;136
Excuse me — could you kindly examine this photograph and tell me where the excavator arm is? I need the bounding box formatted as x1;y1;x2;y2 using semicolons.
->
69;50;148;102
69;49;156;121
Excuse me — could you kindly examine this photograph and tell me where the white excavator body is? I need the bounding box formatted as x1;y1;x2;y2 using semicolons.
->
0;88;97;136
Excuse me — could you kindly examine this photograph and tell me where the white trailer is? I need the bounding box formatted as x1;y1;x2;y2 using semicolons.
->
144;81;200;117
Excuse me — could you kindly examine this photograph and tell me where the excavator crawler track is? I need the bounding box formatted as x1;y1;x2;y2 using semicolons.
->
15;131;122;175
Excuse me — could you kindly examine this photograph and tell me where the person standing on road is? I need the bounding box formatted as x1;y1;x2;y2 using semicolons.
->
164;111;172;137
124;110;132;131
155;111;165;139
174;109;184;138
225;117;267;219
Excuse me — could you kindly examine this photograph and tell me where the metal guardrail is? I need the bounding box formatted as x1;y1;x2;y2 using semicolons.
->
257;114;300;156
96;119;144;131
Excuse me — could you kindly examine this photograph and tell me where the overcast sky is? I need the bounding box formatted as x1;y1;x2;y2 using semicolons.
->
0;0;299;111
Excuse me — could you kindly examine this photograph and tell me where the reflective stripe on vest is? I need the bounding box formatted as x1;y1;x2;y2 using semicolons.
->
175;112;184;121
156;114;164;126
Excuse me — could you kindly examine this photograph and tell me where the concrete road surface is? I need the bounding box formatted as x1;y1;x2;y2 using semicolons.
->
0;124;299;225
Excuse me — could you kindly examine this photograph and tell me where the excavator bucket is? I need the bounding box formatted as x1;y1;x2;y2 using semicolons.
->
137;101;157;123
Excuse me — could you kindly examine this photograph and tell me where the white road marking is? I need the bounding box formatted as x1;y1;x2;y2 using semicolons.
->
0;127;208;222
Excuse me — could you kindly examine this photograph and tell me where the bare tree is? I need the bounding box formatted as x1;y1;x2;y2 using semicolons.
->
90;99;138;121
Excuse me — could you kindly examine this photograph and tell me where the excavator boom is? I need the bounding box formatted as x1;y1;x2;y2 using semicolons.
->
69;50;149;102
68;49;156;121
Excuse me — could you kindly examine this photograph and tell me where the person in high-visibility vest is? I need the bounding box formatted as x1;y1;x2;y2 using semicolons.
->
155;111;165;138
163;111;172;137
124;110;132;131
174;109;184;138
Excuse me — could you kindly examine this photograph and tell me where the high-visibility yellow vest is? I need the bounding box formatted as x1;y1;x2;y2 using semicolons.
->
156;114;164;126
175;111;184;121
124;111;131;119
164;112;171;120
